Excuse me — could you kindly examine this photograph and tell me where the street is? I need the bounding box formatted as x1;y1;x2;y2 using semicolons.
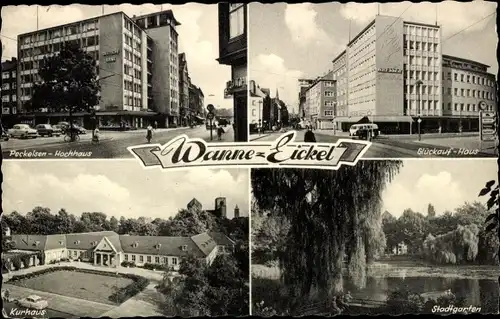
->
250;130;497;158
2;125;234;159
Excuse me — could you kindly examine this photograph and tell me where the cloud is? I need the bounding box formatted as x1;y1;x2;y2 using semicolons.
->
284;4;332;48
1;4;231;110
2;162;249;219
339;2;496;38
382;171;465;217
250;53;304;113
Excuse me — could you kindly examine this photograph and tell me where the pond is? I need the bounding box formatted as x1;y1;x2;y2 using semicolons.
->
344;276;498;314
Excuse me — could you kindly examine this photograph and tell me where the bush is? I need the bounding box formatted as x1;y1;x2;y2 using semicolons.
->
121;261;136;268
12;257;22;271
386;287;425;314
143;263;166;271
109;276;150;304
21;255;32;269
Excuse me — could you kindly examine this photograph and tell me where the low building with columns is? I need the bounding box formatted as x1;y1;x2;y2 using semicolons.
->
11;230;235;269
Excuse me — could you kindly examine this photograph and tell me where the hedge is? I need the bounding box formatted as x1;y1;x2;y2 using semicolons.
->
142;263;167;271
121;261;136;268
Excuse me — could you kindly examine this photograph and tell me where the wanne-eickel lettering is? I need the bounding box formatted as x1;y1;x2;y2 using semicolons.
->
127;132;371;170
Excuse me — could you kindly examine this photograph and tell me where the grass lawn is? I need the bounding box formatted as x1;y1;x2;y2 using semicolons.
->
11;270;134;305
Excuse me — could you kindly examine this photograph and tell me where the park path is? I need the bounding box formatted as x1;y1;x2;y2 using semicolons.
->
100;282;165;317
2;284;114;317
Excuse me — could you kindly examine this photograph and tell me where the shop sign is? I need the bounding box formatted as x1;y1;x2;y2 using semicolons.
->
103;50;120;56
377;68;402;74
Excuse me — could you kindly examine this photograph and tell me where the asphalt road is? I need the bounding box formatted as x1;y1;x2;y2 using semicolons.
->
2;125;234;159
250;131;495;158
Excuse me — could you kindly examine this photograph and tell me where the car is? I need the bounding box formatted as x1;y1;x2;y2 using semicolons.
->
8;124;38;139
218;118;229;127
349;123;379;140
73;125;87;134
35;124;61;137
17;295;48;310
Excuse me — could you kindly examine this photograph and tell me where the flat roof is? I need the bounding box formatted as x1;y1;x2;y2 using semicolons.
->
442;54;490;69
403;20;440;29
132;9;181;26
332;49;346;64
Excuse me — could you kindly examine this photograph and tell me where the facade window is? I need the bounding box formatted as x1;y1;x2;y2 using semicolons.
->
460;74;464;82
447;102;451;110
460;103;464;111
172;257;178;265
454;103;458;111
73;251;77;257
147;256;151;263
132;255;136;261
163;257;168;264
229;4;245;39
2;73;9;79
454;73;458;81
125;254;128;261
155;256;160;263
139;255;144;262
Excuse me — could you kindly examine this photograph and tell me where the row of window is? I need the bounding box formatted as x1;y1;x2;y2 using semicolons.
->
408;56;440;67
124;49;142;65
124;17;142;38
403;38;439;52
124;34;141;51
350;40;375;67
2;82;16;90
404;25;439;38
124;95;143;108
21;20;98;45
448;87;494;100
408;100;440;110
349;25;375;51
124;65;142;79
406;70;439;82
448;72;495;87
1;95;17;103
405;85;441;95
324;110;334;116
19;37;99;60
2;71;16;79
124;80;143;93
350;52;375;73
124;253;178;264
445;102;495;112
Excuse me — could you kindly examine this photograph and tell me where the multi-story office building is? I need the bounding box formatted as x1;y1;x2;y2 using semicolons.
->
217;2;247;142
298;78;314;119
188;83;204;120
1;57;18;121
304;71;337;129
178;52;190;126
331;52;348;117
330;14;497;134
134;10;180;127
15;10;183;128
442;54;497;132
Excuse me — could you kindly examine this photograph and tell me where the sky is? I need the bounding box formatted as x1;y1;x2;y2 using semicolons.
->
249;1;498;113
1;4;232;111
2;161;249;220
381;159;498;218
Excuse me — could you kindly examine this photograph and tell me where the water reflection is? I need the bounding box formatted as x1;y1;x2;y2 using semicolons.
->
344;276;498;314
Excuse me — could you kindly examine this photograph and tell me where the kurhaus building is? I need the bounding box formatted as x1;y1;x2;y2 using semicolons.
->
217;2;247;142
16;10;183;128
329;15;497;134
9;230;235;270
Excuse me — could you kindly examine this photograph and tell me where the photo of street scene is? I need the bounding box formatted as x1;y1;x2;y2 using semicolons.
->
1;162;250;317
1;3;248;159
251;160;499;315
249;2;498;158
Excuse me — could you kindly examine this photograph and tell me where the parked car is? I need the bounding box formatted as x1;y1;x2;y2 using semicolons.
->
1;125;9;141
17;295;48;310
349;123;379;140
218;118;229;127
9;124;38;139
35;124;62;137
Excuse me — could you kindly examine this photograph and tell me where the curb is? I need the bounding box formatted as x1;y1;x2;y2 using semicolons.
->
249;134;272;141
2;137;115;152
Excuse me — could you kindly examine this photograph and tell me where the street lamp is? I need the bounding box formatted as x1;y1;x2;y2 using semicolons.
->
416;80;423;141
258;99;263;134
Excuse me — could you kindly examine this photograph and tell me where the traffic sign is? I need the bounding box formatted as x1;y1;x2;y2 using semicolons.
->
417;118;422;123
482;123;496;130
207;104;215;113
207;113;215;120
482;135;496;141
482;129;496;135
482;117;496;124
479;101;488;111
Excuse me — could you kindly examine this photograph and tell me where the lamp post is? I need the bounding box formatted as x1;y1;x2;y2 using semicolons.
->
416;80;423;141
258;99;263;135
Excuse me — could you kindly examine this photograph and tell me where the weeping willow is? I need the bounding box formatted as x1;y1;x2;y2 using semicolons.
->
251;161;403;301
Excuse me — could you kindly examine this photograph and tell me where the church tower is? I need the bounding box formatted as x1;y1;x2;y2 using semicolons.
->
234;205;240;218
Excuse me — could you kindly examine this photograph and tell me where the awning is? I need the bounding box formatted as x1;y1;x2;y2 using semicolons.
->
334;116;364;122
368;115;414;123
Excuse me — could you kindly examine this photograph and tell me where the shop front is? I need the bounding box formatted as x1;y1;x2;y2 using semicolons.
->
225;64;247;142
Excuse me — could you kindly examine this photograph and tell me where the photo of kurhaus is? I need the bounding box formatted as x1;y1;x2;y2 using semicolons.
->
1;162;250;318
251;160;499;316
1;3;248;160
249;2;498;158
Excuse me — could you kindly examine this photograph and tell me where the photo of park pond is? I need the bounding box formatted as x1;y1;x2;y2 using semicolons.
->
250;160;499;316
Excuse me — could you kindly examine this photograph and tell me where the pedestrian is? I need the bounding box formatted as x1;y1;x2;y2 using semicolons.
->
154;121;158;129
304;126;316;142
217;125;225;141
146;124;153;143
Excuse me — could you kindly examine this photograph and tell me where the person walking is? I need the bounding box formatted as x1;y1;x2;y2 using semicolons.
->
217;124;225;141
146;124;154;143
304;126;316;142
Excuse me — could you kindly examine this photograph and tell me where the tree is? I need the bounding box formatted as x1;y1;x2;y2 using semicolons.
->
427;204;436;218
397;209;429;254
108;216;119;233
251;161;402;303
29;43;100;141
479;179;499;312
